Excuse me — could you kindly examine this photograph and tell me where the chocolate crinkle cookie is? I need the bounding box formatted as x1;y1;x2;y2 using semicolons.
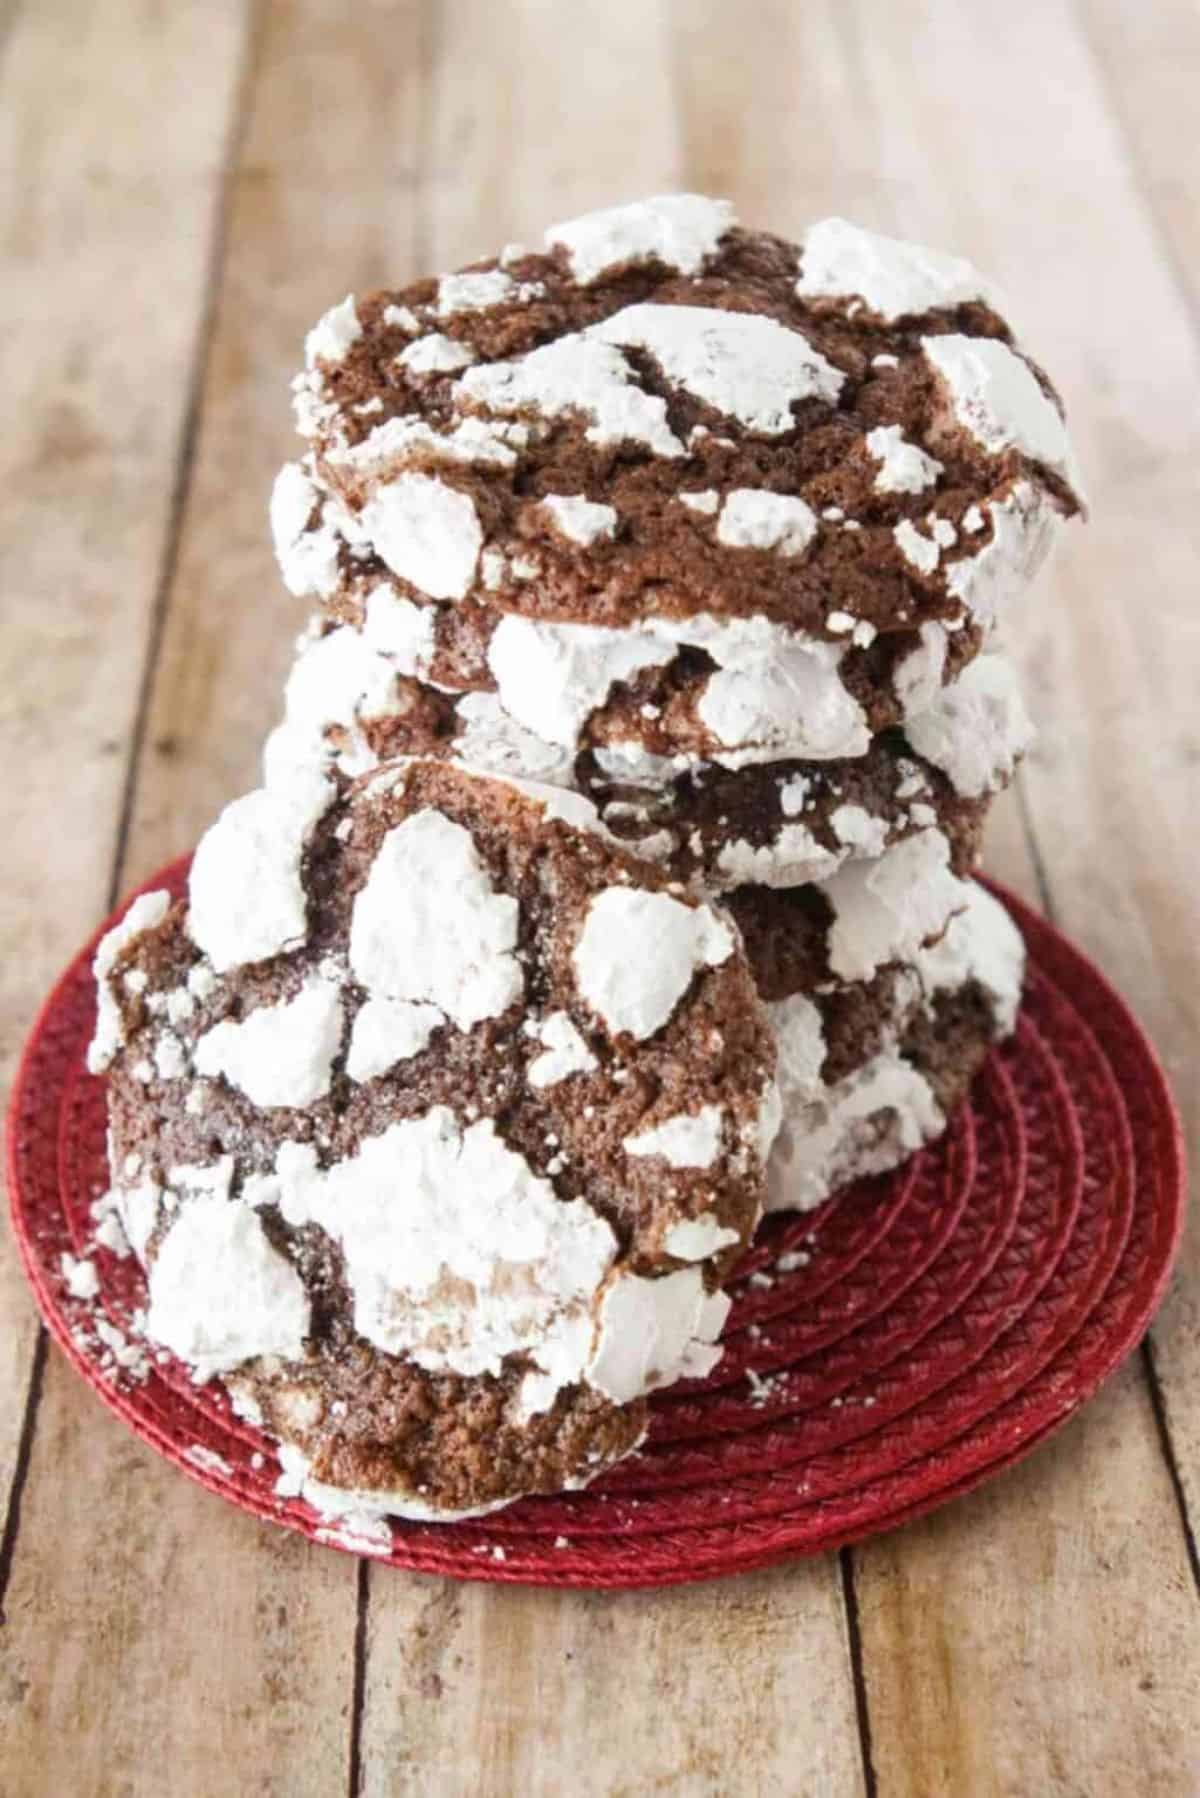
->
272;197;1082;773
87;760;780;1518
763;881;1025;1213
263;615;1030;893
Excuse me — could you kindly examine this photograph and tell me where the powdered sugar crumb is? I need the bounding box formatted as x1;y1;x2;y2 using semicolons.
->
185;1443;234;1479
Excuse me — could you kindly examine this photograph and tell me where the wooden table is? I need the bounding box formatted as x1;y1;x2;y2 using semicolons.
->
1;2;1197;1791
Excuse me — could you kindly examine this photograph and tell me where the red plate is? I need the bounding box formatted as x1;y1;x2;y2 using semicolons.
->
6;864;1185;1588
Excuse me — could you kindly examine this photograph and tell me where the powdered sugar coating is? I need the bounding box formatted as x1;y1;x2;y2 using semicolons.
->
526;1012;598;1088
262;600;436;784
716;489;818;556
662;1216;743;1261
865;425;943;495
923;334;1084;498
591;303;843;432
715;826;840;890
452;692;576;787
679;488;720;515
541;493;619;545
623;1105;724;1169
696;634;869;762
916;881;1025;1035
458;334;685;458
305;295;361;367
905;655;1033;797
824;830;966;981
894;622;950;715
831;804;890;856
345;997;442;1082
767;1036;942;1213
349;809;522;1029
329;413;520;472
769;993;828;1094
545;194;735;284
194;974;345;1109
399;332;477;375
766;880;1026;1212
588;1269;731;1401
360;585;437;669
893;518;941;576
266;627;401;780
574;888;734;1039
486;615;675;749
188;773;333;973
943;481;1057;628
437;269;521;316
145;1196;311;1381
270;463;342;599
358;471;482;600
796;218;997;321
779;775;810;816
273;1113;616;1392
88;890;171;1073
115;1179;161;1261
61;1251;100;1301
486;609;869;763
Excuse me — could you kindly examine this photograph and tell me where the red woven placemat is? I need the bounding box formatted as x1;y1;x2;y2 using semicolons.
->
6;865;1185;1589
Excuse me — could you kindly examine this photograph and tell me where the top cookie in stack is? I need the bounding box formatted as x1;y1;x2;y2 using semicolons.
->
272;197;1081;791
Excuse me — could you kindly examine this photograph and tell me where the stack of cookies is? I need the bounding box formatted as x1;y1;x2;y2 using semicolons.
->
88;198;1082;1521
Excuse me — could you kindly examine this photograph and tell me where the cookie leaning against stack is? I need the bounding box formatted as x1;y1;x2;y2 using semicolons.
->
90;763;779;1517
87;196;1082;1522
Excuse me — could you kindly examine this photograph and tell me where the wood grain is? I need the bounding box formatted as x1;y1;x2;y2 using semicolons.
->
0;0;248;1527
857;1364;1200;1798
360;1565;865;1798
124;0;431;872
1;1386;355;1798
1081;0;1200;322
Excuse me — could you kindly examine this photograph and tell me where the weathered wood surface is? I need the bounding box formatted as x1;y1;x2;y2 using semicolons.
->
0;1;1196;1793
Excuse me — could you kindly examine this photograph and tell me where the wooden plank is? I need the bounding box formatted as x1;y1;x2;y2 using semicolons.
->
0;0;246;1522
1080;0;1200;317
0;2;440;1791
1077;0;1200;1542
818;0;1200;1787
857;1362;1200;1798
122;0;431;869
356;6;864;1795
417;0;680;271
361;1563;865;1798
1;1383;355;1798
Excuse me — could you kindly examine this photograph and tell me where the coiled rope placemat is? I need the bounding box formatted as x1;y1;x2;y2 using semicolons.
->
6;865;1184;1589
